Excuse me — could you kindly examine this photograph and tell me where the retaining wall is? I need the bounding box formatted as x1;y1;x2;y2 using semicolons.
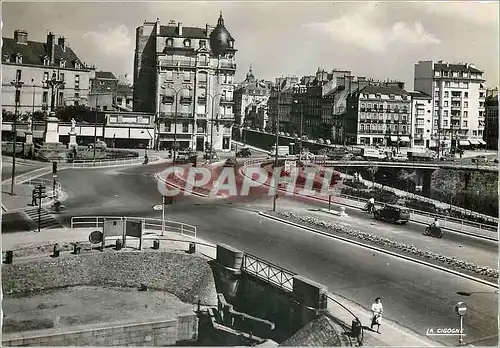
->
2;314;198;346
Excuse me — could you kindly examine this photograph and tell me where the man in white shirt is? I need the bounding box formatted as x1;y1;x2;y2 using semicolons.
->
371;297;383;333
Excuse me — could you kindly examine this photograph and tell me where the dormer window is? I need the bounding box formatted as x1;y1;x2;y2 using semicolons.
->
74;60;81;69
4;55;11;63
59;59;66;68
389;94;395;99
183;39;191;47
15;53;22;64
43;57;50;66
166;38;173;47
199;40;206;48
376;93;381;99
228;40;234;48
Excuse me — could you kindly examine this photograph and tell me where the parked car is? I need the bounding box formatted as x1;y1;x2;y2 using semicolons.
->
373;204;410;224
317;138;325;145
301;135;309;142
236;147;252;158
224;158;237;167
471;155;488;163
392;153;409;162
175;151;198;164
203;151;219;160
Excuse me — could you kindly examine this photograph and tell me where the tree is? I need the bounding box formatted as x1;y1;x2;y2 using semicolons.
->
367;165;379;187
397;169;417;193
55;105;92;122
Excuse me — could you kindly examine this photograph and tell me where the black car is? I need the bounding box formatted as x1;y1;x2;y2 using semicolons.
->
236;147;252;158
373;204;410;224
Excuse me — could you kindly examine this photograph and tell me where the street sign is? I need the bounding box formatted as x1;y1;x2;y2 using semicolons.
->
89;231;103;244
455;302;467;316
152;204;163;211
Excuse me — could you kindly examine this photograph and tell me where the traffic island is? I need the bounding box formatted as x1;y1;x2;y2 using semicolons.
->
265;211;498;282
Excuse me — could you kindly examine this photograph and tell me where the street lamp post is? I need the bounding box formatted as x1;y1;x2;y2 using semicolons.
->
93;87;111;162
293;96;304;158
141;129;154;159
31;79;35;114
272;87;281;212
207;93;222;163
10;78;25;195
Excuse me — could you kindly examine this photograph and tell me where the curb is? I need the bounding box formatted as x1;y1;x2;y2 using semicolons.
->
258;211;498;288
155;172;226;199
241;164;496;242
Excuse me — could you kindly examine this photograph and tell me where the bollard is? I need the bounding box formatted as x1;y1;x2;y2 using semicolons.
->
153;240;160;250
116;239;123;251
4;251;13;264
73;242;81;255
53;244;61;258
188;242;196;254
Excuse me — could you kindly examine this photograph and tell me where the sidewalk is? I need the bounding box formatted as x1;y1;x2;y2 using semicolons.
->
1;226;217;260
326;292;440;347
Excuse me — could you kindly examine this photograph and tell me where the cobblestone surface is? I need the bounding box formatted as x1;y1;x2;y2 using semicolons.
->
276;212;498;281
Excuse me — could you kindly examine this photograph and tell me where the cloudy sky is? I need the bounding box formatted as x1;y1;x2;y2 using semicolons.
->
2;1;498;89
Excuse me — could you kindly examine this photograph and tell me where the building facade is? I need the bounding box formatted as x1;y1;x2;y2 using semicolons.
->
89;71;118;111
348;85;412;147
133;13;237;151
268;76;299;134
484;88;498;149
233;66;270;130
2;29;94;114
414;61;487;151
408;91;433;148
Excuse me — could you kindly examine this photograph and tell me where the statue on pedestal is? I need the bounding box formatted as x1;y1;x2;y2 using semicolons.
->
70;118;76;133
27;115;33;133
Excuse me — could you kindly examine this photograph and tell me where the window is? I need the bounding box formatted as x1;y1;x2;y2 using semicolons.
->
228;40;233;48
60;59;66;68
463;111;468;117
444;110;448;117
183;71;190;81
183;39;191;47
16;69;22;81
44;71;49;81
199;40;206;48
44;57;50;66
75;75;80;89
74;92;79;99
434;101;439;107
182;123;189;132
434;71;440;77
60;73;65;81
198;72;207;83
165;70;173;81
164;121;171;132
473;130;477;136
42;91;48;103
444;82;450;87
444;91;449;98
417;118;424;125
443;120;448;126
444;101;448;107
103;106;108;111
166;38;173;46
453;71;458;77
117;97;123;104
464;92;468;98
463;121;468;127
15;54;22;64
417;109;424;115
464;101;468;108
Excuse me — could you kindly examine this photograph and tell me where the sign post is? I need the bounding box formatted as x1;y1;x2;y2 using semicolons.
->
455;302;467;346
162;196;166;236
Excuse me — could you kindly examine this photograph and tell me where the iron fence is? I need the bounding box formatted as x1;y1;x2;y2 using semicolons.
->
242;253;297;292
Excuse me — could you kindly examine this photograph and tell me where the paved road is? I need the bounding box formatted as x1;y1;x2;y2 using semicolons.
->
1;163;44;182
3;163;498;346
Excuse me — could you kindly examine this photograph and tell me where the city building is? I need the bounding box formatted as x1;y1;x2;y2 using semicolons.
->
268;76;299;134
408;91;433;148
414;60;487;152
484;88;498;149
89;71;118;111
233;65;271;130
346;84;412;147
133;13;237;151
115;84;133;111
2;29;95;114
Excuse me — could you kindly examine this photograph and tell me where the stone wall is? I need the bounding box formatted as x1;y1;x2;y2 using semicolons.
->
2;314;198;346
2;252;217;305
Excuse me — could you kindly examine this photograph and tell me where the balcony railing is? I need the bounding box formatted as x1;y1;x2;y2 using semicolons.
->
451;105;461;109
177;112;194;119
219;114;235;120
451;96;461;101
162;96;175;104
163;60;196;68
219;62;237;70
180;96;193;104
197;97;207;104
196;113;207;118
220;97;234;104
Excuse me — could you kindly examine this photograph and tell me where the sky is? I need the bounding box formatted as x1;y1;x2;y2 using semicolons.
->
1;1;499;90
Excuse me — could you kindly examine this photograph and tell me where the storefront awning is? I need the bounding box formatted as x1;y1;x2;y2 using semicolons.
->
478;139;486;145
459;140;471;146
390;136;398;141
469;139;481;145
399;136;410;142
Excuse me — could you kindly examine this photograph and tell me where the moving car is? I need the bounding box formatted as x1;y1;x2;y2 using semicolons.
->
392;153;409;162
373;204;410;224
224;158;237;167
236;147;252;158
203;151;219;160
175;151;198;164
471;155;488;163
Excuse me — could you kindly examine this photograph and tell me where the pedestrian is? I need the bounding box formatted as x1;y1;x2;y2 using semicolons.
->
371;297;383;333
31;188;37;206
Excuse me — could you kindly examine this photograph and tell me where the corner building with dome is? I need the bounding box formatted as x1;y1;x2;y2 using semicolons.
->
133;13;237;151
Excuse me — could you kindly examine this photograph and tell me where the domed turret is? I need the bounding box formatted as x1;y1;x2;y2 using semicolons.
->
210;11;235;55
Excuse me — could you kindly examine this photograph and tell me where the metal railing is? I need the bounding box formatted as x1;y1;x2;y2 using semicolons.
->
70;216;197;238
242;159;498;234
70;157;142;167
242;253;296;292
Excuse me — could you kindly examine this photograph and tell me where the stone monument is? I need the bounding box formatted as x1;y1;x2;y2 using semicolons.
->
37;112;67;161
24;115;34;157
68;118;78;150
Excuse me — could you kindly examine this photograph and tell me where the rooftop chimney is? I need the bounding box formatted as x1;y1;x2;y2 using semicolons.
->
14;29;28;45
47;32;55;64
206;24;210;35
58;37;66;52
177;22;183;36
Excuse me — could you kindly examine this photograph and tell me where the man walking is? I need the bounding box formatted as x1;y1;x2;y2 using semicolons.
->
371;297;383;334
31;188;37;206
